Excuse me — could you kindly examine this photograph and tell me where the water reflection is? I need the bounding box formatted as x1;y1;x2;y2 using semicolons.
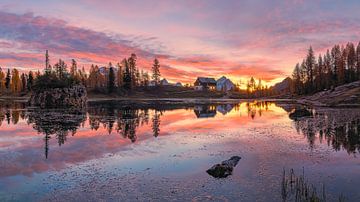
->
246;101;270;119
0;101;359;160
27;108;86;158
293;108;360;154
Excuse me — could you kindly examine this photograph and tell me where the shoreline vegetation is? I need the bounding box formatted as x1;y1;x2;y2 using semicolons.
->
0;41;358;108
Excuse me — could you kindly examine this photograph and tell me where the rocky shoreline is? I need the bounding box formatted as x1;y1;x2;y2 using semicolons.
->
29;85;87;108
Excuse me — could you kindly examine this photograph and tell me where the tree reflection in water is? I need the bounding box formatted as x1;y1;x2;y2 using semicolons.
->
27;108;87;158
293;108;360;154
1;101;359;159
246;101;270;119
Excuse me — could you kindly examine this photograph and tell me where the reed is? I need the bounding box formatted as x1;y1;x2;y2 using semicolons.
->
281;168;346;202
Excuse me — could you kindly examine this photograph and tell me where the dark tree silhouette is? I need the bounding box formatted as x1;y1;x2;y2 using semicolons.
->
152;58;161;85
27;71;34;91
292;42;360;95
5;69;10;89
108;67;115;93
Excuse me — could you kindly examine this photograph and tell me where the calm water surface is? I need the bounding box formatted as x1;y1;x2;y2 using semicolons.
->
0;101;359;201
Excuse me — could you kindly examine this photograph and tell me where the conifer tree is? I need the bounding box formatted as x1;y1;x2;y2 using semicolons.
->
5;69;11;89
152;58;161;85
11;69;21;93
128;54;137;87
116;62;123;87
123;59;132;90
356;42;360;80
70;59;77;77
0;68;5;92
21;73;26;92
45;50;51;74
54;59;67;79
108;67;115;93
27;71;34;91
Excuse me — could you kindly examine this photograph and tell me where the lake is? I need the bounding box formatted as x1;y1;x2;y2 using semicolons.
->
0;100;359;201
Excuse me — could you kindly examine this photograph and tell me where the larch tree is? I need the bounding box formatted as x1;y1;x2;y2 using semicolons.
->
356;42;360;80
11;69;21;93
70;59;78;77
315;54;324;91
152;58;161;85
45;50;51;74
20;73;27;92
331;45;341;85
324;50;332;89
128;54;137;87
116;62;123;87
5;69;11;90
142;71;150;86
305;46;316;92
0;68;5;92
54;59;68;79
346;42;356;82
292;63;302;94
27;71;34;91
108;67;115;93
123;59;132;90
291;41;360;95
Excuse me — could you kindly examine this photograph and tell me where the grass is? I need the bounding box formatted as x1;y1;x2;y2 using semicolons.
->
281;168;347;202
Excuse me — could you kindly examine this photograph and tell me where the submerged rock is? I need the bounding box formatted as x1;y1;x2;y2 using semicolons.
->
206;156;241;178
29;85;87;108
289;108;312;120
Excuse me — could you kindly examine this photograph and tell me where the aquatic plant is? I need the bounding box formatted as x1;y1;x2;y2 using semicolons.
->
281;168;346;202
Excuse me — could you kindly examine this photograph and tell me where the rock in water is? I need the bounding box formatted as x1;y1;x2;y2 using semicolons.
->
29;85;87;108
206;156;241;178
289;108;312;120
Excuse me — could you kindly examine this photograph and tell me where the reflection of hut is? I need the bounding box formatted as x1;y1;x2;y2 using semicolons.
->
194;105;217;118
216;104;234;115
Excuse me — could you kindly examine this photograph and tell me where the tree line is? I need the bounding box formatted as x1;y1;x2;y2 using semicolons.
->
246;77;273;97
292;42;360;95
0;51;162;95
87;53;161;93
0;67;36;94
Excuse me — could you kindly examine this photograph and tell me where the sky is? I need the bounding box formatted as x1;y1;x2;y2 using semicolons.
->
0;0;360;86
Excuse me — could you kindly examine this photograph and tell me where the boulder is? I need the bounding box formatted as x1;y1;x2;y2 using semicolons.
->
289;108;312;120
206;156;241;178
29;85;87;108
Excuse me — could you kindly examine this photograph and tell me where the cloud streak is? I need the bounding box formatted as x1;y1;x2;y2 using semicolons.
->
1;0;360;84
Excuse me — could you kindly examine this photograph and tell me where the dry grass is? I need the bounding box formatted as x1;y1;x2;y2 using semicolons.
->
281;168;347;202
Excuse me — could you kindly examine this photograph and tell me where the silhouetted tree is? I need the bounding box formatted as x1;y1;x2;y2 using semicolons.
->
70;59;77;77
356;42;360;80
292;41;360;95
128;53;137;87
5;69;11;89
11;69;21;93
152;58;161;85
292;63;302;94
0;68;5;92
116;62;123;87
21;73;26;92
54;59;68;79
123;59;132;90
45;50;51;74
27;71;34;91
108;67;115;93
